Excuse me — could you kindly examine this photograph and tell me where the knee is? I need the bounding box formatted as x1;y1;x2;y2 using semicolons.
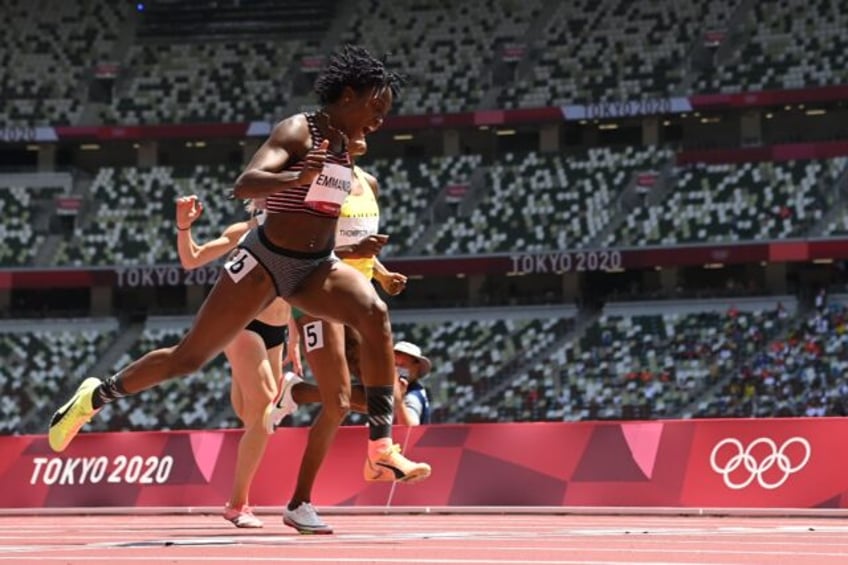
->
239;386;276;424
355;298;390;336
323;390;351;422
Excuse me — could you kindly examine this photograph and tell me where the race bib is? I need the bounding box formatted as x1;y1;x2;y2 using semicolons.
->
224;248;258;283
305;163;352;215
302;320;324;352
335;215;380;246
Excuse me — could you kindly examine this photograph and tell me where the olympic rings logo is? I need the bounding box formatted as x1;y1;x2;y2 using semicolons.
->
709;437;811;490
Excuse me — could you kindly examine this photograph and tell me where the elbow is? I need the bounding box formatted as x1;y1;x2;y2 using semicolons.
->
232;173;252;199
179;255;200;270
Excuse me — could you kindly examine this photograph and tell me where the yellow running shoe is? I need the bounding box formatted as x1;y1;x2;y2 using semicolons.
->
363;444;431;483
48;377;102;452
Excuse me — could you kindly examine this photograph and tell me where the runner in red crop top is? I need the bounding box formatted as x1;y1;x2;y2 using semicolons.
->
47;45;432;498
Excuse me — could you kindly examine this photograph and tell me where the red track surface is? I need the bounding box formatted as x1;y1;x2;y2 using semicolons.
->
2;513;848;564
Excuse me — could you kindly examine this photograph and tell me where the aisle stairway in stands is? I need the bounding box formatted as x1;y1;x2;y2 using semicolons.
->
460;307;600;423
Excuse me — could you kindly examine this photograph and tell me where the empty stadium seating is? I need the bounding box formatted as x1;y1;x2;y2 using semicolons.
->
3;0;846;127
694;0;848;93
610;157;845;246
43;150;846;266
424;146;671;254
342;0;543;114
469;301;785;422
104;40;307;125
0;0;131;126
0;320;118;435
500;0;736;108
54;165;242;267
0;184;64;267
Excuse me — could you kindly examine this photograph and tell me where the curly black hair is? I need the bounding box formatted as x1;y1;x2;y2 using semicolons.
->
314;44;403;106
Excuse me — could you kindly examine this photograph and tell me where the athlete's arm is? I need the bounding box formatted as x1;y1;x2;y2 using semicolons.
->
352;170;407;294
176;195;255;269
285;316;303;375
178;221;253;270
373;257;407;295
233;116;327;199
334;234;389;259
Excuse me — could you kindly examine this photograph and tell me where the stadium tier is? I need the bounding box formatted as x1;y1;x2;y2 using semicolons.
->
0;0;131;126
693;0;848;93
694;298;848;418
52;165;242;267
609;157;848;246
102;39;308;125
1;0;845;125
0;320;118;434
15;295;848;433
2;146;845;268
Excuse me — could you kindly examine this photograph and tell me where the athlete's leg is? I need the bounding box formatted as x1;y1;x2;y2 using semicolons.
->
289;316;350;508
49;256;276;452
289;261;429;482
115;269;275;394
291;381;367;413
230;369;245;423
342;327;368;413
290;262;393;390
225;333;281;511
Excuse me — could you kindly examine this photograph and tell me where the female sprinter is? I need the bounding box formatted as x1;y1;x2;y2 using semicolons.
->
49;45;431;492
270;133;409;533
175;195;299;528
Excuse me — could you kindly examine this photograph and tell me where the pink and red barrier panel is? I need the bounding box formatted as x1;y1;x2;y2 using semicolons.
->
1;419;845;509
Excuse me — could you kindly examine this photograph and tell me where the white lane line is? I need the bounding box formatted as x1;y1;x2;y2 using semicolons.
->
0;557;743;565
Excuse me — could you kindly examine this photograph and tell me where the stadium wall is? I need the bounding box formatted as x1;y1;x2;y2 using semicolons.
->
1;419;844;511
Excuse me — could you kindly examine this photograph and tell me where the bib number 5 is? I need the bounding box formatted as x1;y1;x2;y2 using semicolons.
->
302;320;324;352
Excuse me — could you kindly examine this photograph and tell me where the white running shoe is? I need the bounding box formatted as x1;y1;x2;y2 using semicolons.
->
223;503;263;528
264;371;302;434
283;502;333;535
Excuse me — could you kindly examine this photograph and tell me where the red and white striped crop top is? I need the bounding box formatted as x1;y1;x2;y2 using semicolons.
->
265;113;353;218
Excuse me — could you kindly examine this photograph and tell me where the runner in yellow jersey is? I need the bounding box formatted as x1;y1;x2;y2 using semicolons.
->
271;133;410;534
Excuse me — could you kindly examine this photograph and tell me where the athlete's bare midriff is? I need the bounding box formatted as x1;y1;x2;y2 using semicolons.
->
262;211;338;252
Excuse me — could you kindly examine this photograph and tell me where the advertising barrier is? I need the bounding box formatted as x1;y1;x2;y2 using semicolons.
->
2;236;848;290
2;419;847;510
5;86;845;143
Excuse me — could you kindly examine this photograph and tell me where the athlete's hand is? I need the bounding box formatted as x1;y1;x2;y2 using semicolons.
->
285;342;303;375
349;233;389;259
297;138;330;185
176;195;203;229
377;270;408;296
